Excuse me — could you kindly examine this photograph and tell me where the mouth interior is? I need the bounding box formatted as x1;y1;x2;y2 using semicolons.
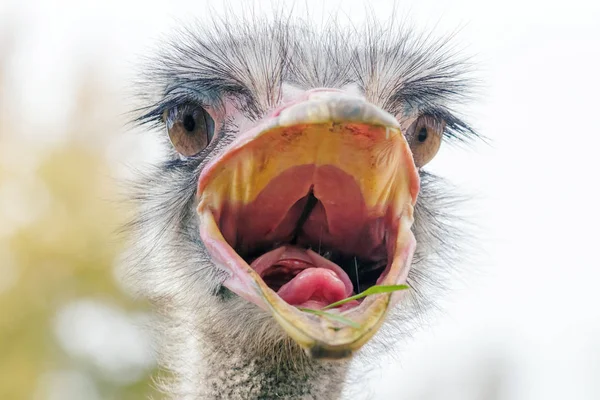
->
216;165;395;310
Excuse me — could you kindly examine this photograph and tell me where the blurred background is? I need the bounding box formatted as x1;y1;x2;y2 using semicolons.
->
0;0;599;399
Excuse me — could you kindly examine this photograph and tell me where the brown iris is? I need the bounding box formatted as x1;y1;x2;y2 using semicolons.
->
407;114;444;167
165;104;215;157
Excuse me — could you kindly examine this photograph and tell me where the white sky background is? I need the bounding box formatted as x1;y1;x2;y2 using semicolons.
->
2;0;600;399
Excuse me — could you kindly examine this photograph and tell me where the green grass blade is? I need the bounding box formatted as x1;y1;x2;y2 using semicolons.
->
298;285;410;329
322;284;410;310
298;308;361;328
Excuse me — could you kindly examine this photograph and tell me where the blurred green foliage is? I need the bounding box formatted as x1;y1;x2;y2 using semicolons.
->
0;43;159;399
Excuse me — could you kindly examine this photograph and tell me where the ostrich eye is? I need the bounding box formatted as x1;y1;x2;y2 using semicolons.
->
407;114;444;167
164;104;215;157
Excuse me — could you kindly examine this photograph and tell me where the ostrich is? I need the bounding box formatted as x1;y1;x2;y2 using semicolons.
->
126;13;477;400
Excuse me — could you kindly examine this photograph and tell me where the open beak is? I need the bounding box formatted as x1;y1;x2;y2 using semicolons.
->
197;90;419;358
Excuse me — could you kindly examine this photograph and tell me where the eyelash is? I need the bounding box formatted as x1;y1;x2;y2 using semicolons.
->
136;93;474;150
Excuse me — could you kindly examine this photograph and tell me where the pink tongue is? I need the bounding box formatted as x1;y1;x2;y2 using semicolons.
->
277;268;347;308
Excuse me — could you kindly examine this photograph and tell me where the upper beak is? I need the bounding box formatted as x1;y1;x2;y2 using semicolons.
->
197;90;419;358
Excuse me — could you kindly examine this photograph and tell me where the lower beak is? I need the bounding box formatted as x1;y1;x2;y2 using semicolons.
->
197;91;419;358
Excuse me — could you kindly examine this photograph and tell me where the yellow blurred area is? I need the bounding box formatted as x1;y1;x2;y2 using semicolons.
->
0;34;158;400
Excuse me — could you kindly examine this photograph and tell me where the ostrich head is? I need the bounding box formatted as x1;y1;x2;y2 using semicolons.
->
128;14;476;399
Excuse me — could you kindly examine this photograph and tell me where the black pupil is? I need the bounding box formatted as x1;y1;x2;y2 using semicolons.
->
417;127;428;143
183;114;196;132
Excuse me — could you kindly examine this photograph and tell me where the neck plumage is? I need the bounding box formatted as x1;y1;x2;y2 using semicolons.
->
197;345;349;399
162;310;350;400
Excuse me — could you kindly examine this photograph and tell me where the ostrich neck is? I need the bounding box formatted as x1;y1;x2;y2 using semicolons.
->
201;345;348;400
169;314;351;400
